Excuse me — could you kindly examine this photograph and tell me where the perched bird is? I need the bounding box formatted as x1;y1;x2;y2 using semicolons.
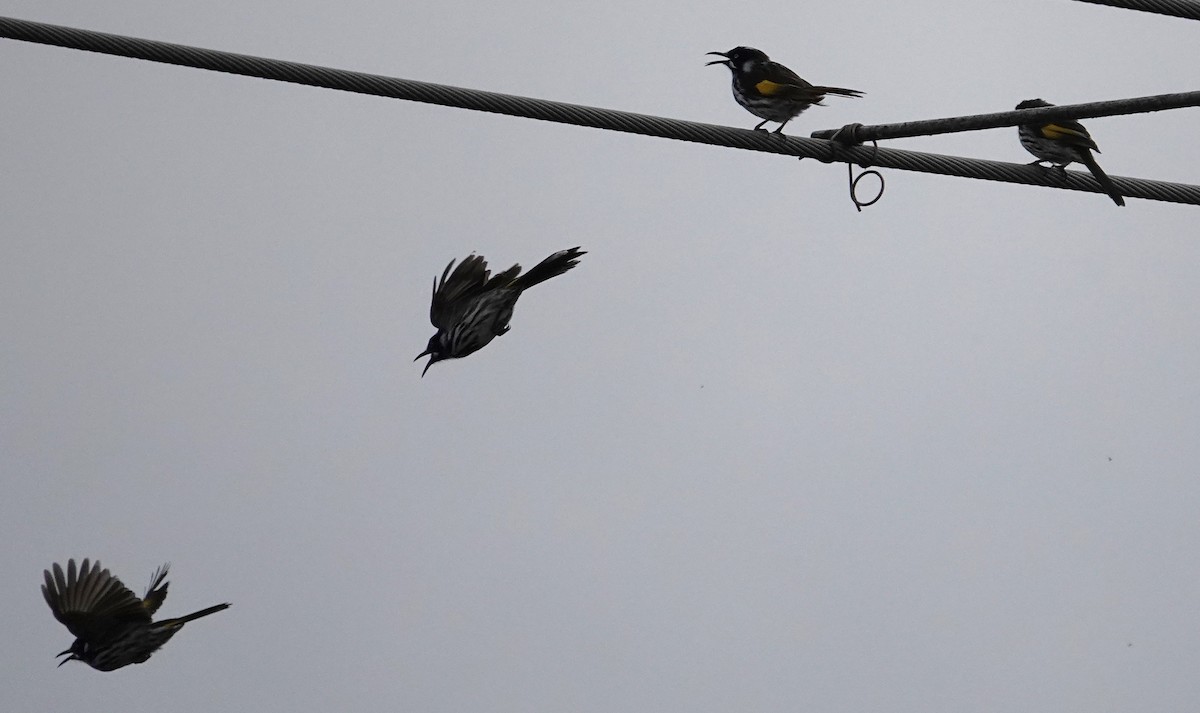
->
706;46;863;133
1016;98;1125;206
42;559;230;671
416;247;586;376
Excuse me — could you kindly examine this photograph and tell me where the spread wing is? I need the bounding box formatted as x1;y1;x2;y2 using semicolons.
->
43;559;152;641
429;255;491;330
141;563;171;616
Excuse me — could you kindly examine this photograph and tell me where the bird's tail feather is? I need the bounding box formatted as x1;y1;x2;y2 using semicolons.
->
162;602;231;627
1079;150;1126;206
511;247;586;290
813;86;863;98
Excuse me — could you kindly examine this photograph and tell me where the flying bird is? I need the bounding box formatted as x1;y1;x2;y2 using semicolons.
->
416;247;586;375
1016;98;1125;206
706;46;863;133
42;559;229;671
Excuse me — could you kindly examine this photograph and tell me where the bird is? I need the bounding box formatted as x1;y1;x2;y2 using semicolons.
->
42;558;230;671
416;247;586;376
1015;98;1125;206
706;46;863;133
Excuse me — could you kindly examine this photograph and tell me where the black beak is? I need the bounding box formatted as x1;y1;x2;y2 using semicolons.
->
415;350;435;377
705;51;729;66
56;649;73;667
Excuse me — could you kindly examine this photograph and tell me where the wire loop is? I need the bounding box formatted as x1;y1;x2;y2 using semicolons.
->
847;141;884;211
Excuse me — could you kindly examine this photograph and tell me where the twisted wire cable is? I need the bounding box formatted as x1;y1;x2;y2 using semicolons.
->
810;93;1200;143
1071;0;1200;20
822;143;1200;205
2;15;1198;205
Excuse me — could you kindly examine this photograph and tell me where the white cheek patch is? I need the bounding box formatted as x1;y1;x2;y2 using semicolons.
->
741;59;756;72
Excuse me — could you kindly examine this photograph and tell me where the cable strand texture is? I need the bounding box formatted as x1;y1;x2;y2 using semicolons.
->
1072;0;1200;20
1;15;1198;205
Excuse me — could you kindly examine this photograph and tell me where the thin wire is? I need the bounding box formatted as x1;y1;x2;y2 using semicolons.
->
811;93;1200;143
846;141;885;211
1071;0;1200;20
2;15;1198;205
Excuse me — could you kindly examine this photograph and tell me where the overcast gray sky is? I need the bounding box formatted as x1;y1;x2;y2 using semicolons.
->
3;1;1199;711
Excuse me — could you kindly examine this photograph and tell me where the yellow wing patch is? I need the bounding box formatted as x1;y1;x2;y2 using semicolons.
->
1040;123;1087;141
755;79;788;96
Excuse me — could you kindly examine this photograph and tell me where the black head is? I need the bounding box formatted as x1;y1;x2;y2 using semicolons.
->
706;46;769;70
1016;98;1051;110
414;335;444;377
56;640;85;667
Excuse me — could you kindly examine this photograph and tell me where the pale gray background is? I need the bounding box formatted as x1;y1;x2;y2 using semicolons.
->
2;2;1199;711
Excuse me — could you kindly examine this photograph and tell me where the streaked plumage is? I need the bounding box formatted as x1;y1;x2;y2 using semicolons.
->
1016;98;1124;206
42;559;229;671
416;247;586;375
707;46;863;133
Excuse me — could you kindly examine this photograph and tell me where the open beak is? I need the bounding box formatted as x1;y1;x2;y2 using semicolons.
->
415;350;435;377
56;650;73;666
705;51;729;66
